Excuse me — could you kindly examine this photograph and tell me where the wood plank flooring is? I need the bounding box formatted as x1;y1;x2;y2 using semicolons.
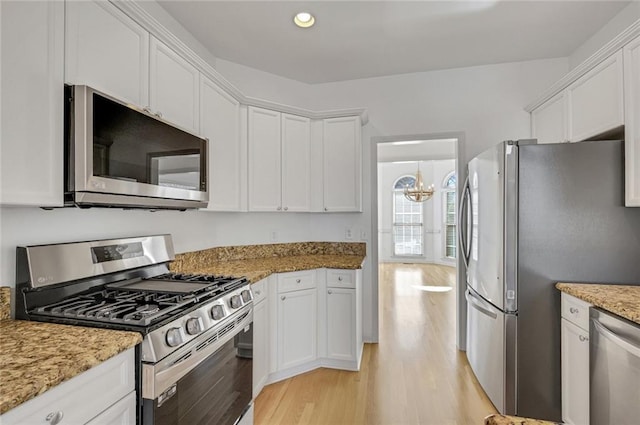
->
254;263;497;424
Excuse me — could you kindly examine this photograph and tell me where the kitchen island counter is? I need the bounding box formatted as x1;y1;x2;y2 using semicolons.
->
556;283;640;325
0;294;141;415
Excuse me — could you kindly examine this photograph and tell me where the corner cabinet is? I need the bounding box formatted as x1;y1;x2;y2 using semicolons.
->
322;117;362;212
0;0;64;207
531;92;567;144
325;269;362;367
200;76;246;211
248;107;312;212
560;293;591;425
625;35;640;207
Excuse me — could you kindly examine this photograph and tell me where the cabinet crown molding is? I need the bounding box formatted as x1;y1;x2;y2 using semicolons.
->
110;1;368;124
525;19;640;113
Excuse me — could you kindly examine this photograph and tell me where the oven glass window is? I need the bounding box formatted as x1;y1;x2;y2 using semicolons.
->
92;93;205;191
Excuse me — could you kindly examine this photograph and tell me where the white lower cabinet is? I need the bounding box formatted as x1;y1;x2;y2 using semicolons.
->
252;278;269;398
560;293;592;425
277;286;318;370
0;348;135;425
326;287;357;361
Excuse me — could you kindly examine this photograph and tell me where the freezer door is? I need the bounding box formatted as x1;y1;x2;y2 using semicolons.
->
466;289;516;414
467;143;505;310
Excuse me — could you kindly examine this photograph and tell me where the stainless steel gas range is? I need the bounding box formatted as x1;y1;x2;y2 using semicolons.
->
15;235;253;425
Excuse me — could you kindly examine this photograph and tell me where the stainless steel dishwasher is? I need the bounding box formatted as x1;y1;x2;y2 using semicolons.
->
590;308;640;424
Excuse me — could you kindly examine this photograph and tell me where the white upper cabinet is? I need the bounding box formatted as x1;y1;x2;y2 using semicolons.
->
200;76;245;211
281;114;311;211
248;107;282;211
248;108;312;212
625;35;640;207
65;0;149;106
323;116;362;212
149;37;200;133
567;50;624;142
0;1;64;207
531;92;567;144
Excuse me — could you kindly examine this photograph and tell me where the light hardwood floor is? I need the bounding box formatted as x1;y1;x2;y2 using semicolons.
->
254;263;497;424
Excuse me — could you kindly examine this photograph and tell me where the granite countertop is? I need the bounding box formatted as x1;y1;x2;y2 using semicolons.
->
484;414;562;425
180;254;365;283
556;283;640;325
0;290;142;414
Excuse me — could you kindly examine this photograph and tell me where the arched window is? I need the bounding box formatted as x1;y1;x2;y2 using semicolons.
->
392;175;423;256
442;171;456;259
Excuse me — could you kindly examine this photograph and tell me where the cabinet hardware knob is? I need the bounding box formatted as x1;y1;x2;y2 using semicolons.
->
579;335;588;342
569;307;579;314
46;411;64;424
324;207;328;211
277;206;282;211
338;277;343;281
284;207;288;211
328;290;332;294
281;296;286;300
255;290;261;295
143;107;152;114
296;279;301;283
156;111;163;118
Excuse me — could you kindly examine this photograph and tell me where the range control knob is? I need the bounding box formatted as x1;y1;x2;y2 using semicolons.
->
185;317;204;335
166;327;184;347
229;295;243;309
241;290;252;303
210;304;225;320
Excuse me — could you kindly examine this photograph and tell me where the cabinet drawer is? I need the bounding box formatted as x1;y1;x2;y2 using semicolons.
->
561;293;591;330
1;348;135;425
252;278;268;304
327;269;356;288
277;270;315;293
86;391;136;425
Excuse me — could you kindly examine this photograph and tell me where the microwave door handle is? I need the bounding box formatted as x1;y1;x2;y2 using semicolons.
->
592;318;640;358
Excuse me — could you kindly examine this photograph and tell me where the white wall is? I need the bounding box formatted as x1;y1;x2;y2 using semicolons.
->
377;160;456;265
569;2;640;69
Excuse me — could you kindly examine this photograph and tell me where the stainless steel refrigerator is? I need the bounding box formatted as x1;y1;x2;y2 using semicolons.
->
458;139;640;422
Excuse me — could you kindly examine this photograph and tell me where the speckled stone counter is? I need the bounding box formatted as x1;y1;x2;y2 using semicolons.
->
0;320;142;414
171;242;366;283
0;287;9;321
556;283;640;325
484;414;562;425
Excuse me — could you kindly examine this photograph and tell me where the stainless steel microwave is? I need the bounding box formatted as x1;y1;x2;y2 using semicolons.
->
64;85;208;210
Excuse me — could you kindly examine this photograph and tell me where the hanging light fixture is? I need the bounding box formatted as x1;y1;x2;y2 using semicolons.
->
404;163;435;202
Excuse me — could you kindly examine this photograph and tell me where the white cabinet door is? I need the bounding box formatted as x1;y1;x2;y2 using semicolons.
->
200;77;245;211
248;107;282;211
281;114;311;212
0;1;64;207
277;288;317;370
531;92;567;144
149;36;200;132
253;297;269;398
323;116;362;212
326;288;356;362
561;318;590;425
625;35;640;207
86;391;136;425
65;1;149;106
567;50;624;142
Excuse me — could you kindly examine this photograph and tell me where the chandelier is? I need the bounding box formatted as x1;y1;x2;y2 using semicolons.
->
404;165;435;202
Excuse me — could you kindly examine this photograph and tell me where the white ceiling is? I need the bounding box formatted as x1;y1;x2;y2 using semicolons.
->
157;0;630;84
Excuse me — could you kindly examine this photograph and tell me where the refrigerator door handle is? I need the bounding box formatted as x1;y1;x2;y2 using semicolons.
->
465;290;498;319
458;175;471;268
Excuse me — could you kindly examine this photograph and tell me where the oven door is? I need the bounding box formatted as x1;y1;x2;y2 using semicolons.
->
142;309;253;425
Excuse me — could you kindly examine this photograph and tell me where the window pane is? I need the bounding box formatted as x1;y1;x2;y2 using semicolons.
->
394;176;416;190
393;225;423;256
444;190;456;258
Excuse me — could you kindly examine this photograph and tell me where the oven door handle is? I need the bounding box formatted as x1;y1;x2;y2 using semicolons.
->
143;306;253;400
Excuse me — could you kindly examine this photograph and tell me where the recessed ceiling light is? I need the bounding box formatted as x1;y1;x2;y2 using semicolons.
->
294;12;315;28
